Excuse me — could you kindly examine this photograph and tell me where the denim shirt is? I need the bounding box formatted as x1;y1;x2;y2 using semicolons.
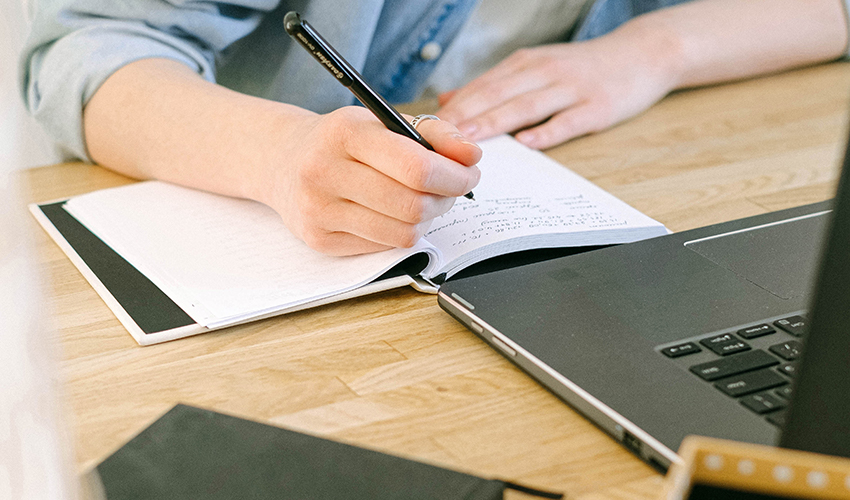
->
19;0;837;161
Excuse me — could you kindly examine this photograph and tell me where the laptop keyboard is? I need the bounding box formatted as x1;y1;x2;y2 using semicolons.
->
659;315;807;427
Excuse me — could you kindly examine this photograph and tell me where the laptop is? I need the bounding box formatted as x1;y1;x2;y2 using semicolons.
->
438;128;850;470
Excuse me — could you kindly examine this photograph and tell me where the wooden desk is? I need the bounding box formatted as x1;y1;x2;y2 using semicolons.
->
17;62;850;499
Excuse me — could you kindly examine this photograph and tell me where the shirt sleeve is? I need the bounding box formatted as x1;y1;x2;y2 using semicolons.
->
20;0;276;161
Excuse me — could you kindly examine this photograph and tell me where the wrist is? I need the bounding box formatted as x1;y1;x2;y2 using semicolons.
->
233;101;318;210
611;11;688;94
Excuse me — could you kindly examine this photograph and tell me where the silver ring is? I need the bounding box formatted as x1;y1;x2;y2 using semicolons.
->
410;114;440;130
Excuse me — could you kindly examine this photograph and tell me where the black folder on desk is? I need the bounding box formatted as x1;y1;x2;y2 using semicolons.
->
94;404;561;500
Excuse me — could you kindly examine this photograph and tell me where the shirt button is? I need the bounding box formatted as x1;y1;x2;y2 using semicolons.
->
419;42;442;61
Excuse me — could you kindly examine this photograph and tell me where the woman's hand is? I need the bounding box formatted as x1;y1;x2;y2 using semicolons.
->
84;59;480;257
437;23;680;150
438;0;849;151
261;107;481;256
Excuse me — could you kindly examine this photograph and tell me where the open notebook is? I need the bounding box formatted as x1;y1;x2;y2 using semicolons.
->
31;135;667;345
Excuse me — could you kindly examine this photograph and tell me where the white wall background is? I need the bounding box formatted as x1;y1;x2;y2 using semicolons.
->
1;0;60;184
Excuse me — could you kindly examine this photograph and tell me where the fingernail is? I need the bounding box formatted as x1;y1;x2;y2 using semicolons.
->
516;131;536;148
452;133;481;151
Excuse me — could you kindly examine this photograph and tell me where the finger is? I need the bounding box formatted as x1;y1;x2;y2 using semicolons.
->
324;158;457;224
406;116;482;167
341;115;480;198
322;199;432;249
447;86;581;142
452;48;537;94
298;196;429;255
437;89;457;107
303;230;394;257
437;55;545;127
514;102;610;149
438;76;545;131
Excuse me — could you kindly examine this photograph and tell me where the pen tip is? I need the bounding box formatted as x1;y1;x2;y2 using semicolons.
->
464;192;475;200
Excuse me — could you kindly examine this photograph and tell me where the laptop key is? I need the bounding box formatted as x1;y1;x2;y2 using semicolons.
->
700;333;751;356
700;333;734;345
777;363;797;377
714;340;750;356
766;410;787;427
774;316;807;337
737;324;776;339
774;386;793;401
740;391;787;414
714;368;787;397
661;342;701;358
690;350;778;381
769;340;804;361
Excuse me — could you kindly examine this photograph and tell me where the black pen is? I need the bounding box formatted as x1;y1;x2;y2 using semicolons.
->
283;11;475;200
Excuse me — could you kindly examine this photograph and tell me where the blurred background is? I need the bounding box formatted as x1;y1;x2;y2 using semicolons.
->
1;0;60;182
1;1;83;498
0;181;81;499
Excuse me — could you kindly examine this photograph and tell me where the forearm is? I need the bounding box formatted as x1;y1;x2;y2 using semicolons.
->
83;58;311;204
83;57;481;255
623;0;849;91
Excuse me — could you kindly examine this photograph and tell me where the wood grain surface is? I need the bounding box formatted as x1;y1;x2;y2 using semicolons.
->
15;62;850;499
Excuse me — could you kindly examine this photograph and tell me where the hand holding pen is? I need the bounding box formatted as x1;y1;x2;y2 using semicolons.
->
270;12;480;256
284;11;476;201
76;15;479;258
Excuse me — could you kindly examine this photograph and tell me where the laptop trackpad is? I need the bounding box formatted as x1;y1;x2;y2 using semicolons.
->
684;213;828;300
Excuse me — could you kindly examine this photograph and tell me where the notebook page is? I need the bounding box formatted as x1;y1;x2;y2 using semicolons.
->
424;135;668;277
65;182;439;327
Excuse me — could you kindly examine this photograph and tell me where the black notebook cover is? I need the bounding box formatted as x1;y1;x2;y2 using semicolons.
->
95;404;561;500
